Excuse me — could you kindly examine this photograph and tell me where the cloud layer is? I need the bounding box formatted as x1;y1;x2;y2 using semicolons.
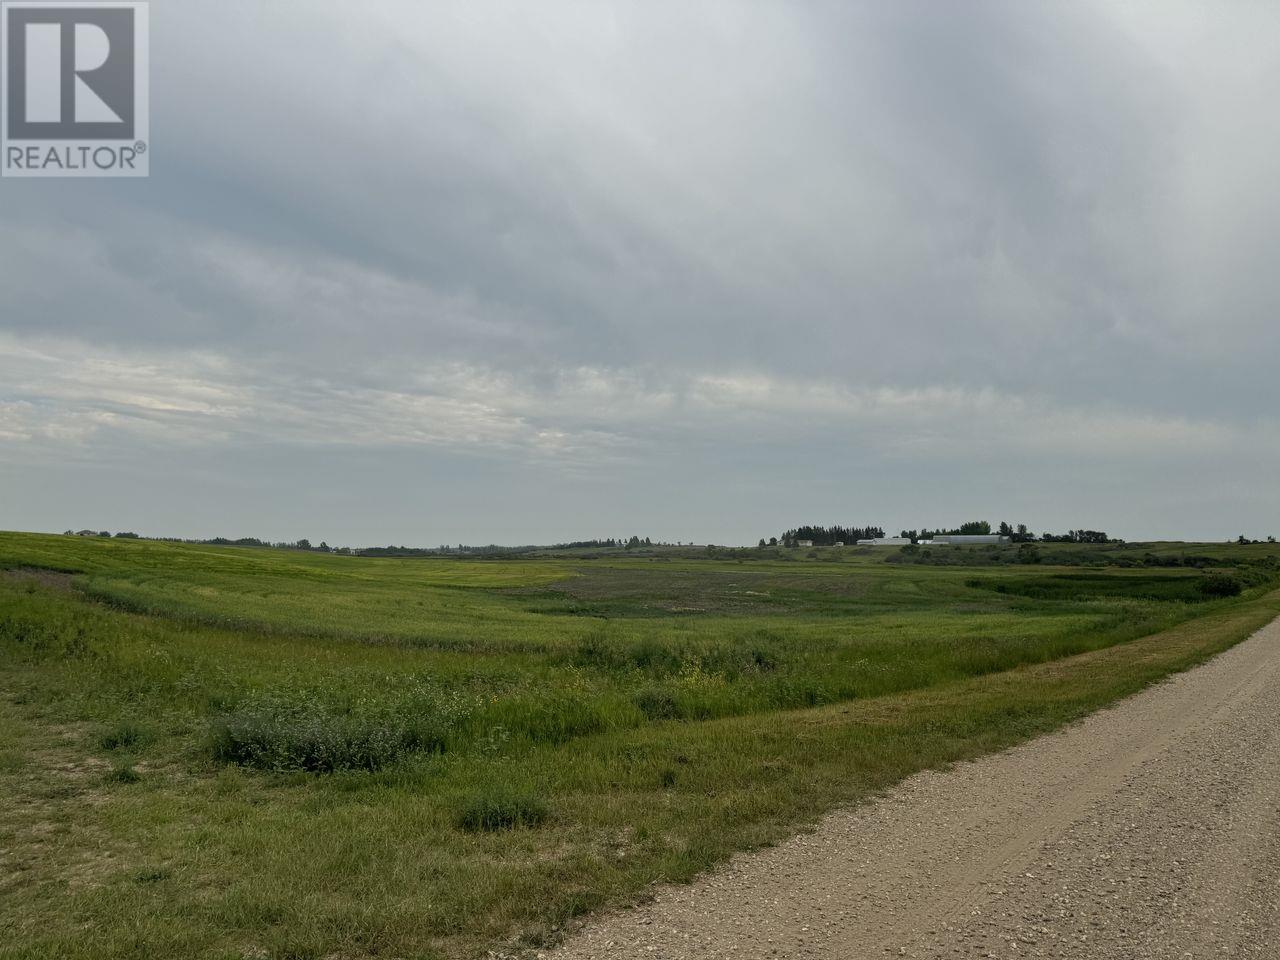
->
3;0;1278;543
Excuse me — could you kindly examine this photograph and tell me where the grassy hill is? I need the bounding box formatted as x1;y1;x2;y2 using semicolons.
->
2;531;1278;959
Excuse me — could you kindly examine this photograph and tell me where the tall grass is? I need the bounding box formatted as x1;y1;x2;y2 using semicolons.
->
209;685;474;772
456;789;550;832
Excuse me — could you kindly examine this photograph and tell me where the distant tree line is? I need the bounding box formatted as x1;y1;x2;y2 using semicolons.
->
901;523;1115;544
362;537;662;557
64;532;670;558
779;525;885;546
771;521;1119;546
1038;529;1110;544
67;522;1149;555
66;530;353;553
899;521;1003;540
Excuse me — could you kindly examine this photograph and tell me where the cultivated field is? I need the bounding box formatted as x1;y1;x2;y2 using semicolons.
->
2;531;1278;959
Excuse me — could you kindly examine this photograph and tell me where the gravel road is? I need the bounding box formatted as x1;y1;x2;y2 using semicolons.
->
553;617;1280;959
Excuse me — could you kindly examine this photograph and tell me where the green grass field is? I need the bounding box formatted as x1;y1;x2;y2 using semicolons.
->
2;531;1279;959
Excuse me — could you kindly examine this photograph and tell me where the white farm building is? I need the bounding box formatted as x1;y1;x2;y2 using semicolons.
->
929;535;1011;545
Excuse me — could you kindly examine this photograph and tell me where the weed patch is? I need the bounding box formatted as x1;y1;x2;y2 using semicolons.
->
456;789;550;832
210;696;456;772
99;720;153;752
105;761;141;784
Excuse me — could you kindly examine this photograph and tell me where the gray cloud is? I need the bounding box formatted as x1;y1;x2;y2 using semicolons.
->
2;0;1278;543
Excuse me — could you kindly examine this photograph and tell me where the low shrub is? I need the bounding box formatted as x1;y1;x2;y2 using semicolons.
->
456;789;549;832
210;697;454;773
1199;574;1243;598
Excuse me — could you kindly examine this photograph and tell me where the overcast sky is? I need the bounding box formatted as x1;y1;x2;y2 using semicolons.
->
3;0;1279;545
